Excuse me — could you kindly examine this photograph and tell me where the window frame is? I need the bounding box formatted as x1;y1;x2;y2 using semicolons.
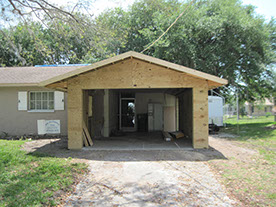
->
28;91;55;112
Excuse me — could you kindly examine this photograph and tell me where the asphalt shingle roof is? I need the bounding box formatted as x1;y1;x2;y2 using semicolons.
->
0;66;81;86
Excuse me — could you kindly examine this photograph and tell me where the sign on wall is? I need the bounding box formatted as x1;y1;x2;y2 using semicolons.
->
45;120;60;134
37;120;61;134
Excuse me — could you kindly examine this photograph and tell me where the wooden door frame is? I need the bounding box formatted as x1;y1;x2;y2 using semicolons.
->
119;97;136;131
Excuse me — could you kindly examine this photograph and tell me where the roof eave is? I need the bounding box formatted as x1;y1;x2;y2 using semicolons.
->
40;51;228;87
0;83;39;87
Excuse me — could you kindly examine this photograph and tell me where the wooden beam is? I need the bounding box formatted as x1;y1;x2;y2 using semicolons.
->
47;81;68;89
175;89;188;96
162;131;173;141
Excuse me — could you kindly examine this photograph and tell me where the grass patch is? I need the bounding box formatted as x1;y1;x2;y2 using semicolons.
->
0;140;87;207
210;116;276;206
222;116;276;153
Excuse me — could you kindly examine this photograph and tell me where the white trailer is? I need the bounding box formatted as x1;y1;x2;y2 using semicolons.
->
208;96;224;127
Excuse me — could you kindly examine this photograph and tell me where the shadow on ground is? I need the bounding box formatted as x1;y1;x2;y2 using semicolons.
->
25;138;227;162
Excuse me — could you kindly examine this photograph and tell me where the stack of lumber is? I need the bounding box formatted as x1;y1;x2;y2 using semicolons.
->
170;131;185;139
162;131;173;141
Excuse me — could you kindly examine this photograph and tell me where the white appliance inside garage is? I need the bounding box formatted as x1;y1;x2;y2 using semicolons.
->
148;103;163;131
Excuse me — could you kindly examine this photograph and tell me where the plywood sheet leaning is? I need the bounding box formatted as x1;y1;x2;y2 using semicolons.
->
82;131;89;147
83;121;93;146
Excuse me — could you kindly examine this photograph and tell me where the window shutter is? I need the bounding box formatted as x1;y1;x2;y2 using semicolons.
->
18;91;28;110
54;91;64;110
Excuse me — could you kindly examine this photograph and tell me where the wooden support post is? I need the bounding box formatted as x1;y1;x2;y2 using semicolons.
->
192;87;209;149
68;87;83;149
103;89;110;137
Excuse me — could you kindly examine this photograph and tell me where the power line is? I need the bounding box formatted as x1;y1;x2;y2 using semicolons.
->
223;39;258;73
140;0;196;54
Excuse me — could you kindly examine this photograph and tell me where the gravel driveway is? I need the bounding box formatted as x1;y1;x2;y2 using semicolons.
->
64;153;237;207
23;138;239;207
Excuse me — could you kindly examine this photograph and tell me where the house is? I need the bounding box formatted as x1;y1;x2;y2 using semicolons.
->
245;99;274;117
0;51;227;149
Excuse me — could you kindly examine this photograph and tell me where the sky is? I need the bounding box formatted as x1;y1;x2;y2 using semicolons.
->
52;0;275;20
1;0;274;29
241;0;275;20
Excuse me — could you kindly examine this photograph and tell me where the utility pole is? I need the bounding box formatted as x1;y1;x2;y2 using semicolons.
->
236;87;239;121
272;97;276;121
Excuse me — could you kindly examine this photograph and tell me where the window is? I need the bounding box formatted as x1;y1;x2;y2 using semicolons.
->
29;91;54;110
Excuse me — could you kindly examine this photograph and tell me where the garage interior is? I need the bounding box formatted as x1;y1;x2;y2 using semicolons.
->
82;88;193;150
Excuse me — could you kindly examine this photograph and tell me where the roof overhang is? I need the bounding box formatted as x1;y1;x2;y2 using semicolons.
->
0;83;39;87
39;51;228;88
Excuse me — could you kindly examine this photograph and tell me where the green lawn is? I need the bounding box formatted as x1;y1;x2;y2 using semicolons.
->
213;116;276;206
222;116;276;156
0;140;87;207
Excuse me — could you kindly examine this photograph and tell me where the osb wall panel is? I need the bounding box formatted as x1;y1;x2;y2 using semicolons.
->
193;87;209;148
67;86;83;149
67;58;209;89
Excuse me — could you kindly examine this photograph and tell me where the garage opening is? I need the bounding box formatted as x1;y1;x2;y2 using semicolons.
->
82;88;193;150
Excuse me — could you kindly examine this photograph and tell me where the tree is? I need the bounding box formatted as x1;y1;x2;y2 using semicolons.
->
96;0;276;102
0;0;109;66
1;0;275;104
0;14;116;66
1;0;89;25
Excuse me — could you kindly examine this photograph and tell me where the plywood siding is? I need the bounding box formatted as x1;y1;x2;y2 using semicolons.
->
193;87;209;148
68;58;209;89
67;86;83;149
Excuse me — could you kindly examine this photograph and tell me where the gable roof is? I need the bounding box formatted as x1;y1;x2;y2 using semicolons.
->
40;51;227;86
0;51;228;87
0;65;80;87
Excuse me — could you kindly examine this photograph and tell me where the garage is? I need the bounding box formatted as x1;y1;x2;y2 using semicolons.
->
40;51;227;149
82;88;193;150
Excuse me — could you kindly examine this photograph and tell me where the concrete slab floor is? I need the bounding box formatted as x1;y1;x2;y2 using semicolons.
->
84;132;193;151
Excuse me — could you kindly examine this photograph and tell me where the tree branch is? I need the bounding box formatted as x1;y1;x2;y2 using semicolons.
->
8;0;23;15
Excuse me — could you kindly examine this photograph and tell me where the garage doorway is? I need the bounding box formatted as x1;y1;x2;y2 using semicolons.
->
82;88;195;150
120;98;136;131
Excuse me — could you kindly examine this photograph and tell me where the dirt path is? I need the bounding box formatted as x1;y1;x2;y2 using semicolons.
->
209;135;257;160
